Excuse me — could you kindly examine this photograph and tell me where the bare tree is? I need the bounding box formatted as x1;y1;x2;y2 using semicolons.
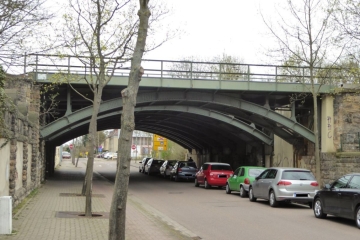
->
108;1;150;239
261;0;344;180
0;0;52;71
56;0;141;217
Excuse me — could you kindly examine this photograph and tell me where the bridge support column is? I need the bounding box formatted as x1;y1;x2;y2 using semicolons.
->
321;95;335;152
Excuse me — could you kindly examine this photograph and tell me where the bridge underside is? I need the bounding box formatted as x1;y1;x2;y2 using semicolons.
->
41;85;316;175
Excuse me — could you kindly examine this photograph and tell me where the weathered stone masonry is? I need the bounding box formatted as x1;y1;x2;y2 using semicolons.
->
0;76;43;207
301;91;360;185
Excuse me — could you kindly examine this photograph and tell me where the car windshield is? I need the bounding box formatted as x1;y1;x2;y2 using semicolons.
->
281;170;315;180
211;165;232;170
179;162;197;168
248;168;265;177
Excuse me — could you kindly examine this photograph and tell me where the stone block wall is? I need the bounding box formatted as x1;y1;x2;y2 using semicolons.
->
333;93;360;151
300;91;360;186
0;76;43;207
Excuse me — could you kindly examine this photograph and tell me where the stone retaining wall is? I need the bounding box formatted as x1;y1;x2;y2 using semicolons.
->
0;76;43;207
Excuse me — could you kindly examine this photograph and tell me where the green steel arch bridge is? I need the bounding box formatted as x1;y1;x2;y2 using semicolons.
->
22;54;340;173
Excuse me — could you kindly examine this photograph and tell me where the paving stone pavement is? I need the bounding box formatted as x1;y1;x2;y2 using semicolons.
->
0;160;193;240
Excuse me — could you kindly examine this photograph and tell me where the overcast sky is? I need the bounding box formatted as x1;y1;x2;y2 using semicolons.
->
146;0;281;64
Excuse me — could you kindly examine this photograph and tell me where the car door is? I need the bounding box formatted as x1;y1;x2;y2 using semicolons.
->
145;159;152;173
252;169;270;198
323;175;350;215
171;162;178;177
197;164;208;184
259;169;278;199
340;175;360;218
228;168;240;191
236;168;245;191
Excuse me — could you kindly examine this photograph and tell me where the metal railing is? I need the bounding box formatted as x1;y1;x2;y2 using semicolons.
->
5;53;345;85
340;132;360;152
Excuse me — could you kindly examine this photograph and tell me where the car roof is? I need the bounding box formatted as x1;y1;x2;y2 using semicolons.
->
267;167;311;171
204;162;230;165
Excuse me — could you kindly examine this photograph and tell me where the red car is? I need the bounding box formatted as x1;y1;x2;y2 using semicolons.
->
195;162;233;189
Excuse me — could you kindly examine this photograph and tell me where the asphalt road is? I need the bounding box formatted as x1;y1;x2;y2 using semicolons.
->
93;159;360;240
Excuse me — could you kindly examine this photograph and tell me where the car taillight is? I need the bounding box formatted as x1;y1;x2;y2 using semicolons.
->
244;178;250;184
277;181;292;186
310;182;319;187
178;168;182;173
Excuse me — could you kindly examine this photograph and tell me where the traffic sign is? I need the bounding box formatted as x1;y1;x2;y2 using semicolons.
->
131;144;136;150
69;144;73;150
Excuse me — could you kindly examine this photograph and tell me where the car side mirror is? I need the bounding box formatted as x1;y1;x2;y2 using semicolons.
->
255;176;260;181
324;183;331;189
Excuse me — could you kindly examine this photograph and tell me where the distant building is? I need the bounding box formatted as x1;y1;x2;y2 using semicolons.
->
105;130;153;158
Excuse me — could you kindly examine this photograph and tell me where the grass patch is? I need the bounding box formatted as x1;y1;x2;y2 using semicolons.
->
12;188;38;216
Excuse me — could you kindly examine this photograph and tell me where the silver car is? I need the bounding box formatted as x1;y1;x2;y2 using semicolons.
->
248;167;320;208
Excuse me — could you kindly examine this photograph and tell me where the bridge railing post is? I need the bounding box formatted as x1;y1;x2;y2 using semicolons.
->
161;60;163;78
23;53;27;74
247;65;250;81
35;54;38;81
190;62;192;79
219;63;222;80
275;66;278;82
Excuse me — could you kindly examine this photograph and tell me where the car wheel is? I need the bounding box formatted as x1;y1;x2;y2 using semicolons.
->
239;185;246;198
356;206;360;229
313;198;327;218
195;178;199;187
225;184;231;194
204;179;210;189
249;187;257;202
139;168;141;173
269;190;279;207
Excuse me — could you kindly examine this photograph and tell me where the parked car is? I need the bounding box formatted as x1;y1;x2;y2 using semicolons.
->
248;167;319;208
62;151;71;159
104;152;117;159
139;157;151;173
195;162;233;189
226;166;266;197
160;160;177;178
313;173;360;228
110;152;117;159
144;158;165;175
170;161;198;182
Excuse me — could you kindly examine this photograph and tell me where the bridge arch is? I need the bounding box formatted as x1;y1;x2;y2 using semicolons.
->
41;90;314;147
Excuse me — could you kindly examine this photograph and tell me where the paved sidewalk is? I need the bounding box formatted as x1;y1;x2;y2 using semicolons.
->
0;160;193;240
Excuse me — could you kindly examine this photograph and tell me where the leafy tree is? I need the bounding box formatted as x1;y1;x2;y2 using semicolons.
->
261;0;345;180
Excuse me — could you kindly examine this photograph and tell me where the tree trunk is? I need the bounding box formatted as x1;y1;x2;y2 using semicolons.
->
84;90;103;216
108;1;150;239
